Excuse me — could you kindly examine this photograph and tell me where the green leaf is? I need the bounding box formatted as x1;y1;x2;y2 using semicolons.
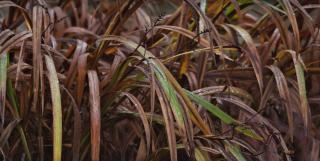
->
0;53;8;124
225;141;247;161
235;126;263;141
185;90;263;141
185;90;234;124
195;148;208;161
154;66;184;126
225;0;253;16
290;51;310;128
6;79;32;161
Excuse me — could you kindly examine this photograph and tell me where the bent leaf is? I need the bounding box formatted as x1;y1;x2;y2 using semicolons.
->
185;90;263;141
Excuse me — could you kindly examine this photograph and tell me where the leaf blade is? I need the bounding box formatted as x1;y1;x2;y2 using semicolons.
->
88;70;101;161
45;55;62;161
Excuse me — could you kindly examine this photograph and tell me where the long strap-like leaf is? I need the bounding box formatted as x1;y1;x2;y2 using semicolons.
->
88;70;101;161
45;55;62;161
0;53;8;126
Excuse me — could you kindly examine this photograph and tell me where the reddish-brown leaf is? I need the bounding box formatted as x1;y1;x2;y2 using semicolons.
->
88;70;101;161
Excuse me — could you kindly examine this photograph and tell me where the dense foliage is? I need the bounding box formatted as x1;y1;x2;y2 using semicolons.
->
0;0;319;161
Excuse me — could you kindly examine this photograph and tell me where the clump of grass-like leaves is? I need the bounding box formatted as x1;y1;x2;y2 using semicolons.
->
0;0;319;161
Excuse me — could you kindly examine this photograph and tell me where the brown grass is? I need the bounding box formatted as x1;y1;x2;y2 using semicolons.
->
0;0;320;161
